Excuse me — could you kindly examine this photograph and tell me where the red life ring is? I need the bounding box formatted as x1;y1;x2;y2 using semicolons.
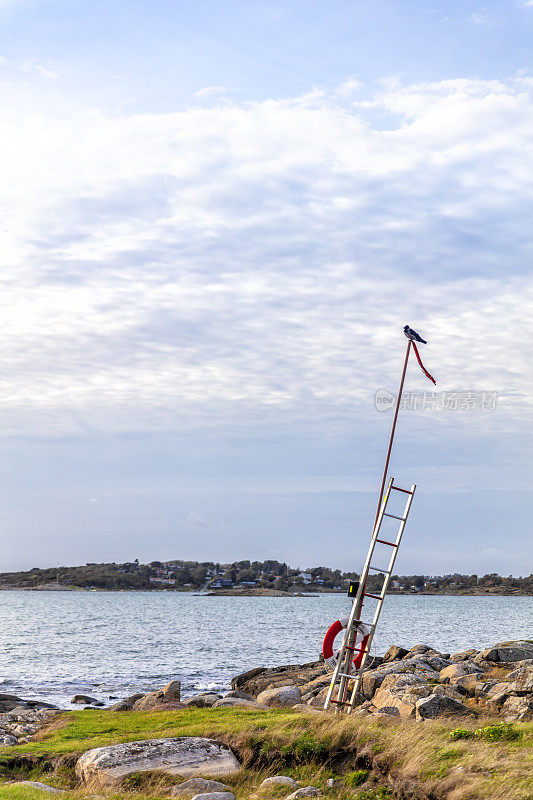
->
322;616;371;672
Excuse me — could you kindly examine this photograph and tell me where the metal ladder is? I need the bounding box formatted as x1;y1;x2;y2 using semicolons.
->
323;477;416;713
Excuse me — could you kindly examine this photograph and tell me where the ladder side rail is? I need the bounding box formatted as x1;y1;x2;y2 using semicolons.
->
335;477;394;709
346;485;416;710
326;478;394;711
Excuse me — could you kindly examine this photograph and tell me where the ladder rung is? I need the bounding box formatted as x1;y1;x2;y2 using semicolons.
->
391;486;413;494
363;592;382;600
356;620;376;628
337;672;357;679
369;566;390;574
345;644;364;652
330;699;351;705
383;512;406;521
376;538;398;546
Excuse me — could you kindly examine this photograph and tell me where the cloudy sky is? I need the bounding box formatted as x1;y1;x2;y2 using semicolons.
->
0;0;532;575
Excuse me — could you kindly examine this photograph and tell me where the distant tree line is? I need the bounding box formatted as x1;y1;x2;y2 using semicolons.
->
0;560;531;594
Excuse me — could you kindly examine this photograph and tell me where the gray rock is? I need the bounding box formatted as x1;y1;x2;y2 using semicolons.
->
13;782;65;794
224;690;254;701
373;706;400;716
183;694;221;708
481;641;533;663
285;788;321;799
361;656;439;698
231;662;326;698
133;691;184;711
71;695;103;706
440;663;480;682
415;694;474;720
256;685;301;708
109;693;144;711
502;695;533;721
507;664;533;694
0;734;17;745
259;776;298;789
212;697;265;709
172;778;232;796
403;644;432;658
449;674;484;696
190;793;236;800
450;649;479;663
382;645;409;663
162;681;182;702
485;681;512;699
75;737;241;789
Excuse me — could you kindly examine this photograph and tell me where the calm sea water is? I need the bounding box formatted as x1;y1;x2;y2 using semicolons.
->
0;591;531;708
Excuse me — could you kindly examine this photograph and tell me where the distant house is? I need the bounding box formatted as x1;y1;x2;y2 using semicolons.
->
149;577;176;585
241;580;257;586
210;578;234;589
299;572;312;584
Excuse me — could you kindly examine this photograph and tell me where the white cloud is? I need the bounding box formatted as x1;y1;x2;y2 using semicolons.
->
194;85;234;99
0;76;531;438
0;54;57;78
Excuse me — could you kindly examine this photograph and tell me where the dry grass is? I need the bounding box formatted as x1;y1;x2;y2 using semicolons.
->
0;708;531;800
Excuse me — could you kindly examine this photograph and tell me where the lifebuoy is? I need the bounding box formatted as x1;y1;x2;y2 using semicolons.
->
322;616;371;672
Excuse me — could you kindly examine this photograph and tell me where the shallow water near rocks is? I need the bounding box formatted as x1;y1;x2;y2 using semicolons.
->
0;591;530;708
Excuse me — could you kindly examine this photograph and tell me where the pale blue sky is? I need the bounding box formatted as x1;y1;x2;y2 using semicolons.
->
0;0;531;573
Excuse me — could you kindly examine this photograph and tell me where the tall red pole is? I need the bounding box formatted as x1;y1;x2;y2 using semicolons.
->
372;339;412;532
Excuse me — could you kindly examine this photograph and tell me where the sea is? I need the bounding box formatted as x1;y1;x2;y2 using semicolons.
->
0;591;531;709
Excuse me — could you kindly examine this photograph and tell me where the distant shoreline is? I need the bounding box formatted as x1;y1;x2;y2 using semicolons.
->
0;584;531;596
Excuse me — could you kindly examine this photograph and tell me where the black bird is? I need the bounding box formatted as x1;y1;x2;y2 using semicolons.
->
404;325;427;344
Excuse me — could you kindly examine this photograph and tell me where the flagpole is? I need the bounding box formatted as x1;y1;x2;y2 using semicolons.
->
372;338;412;532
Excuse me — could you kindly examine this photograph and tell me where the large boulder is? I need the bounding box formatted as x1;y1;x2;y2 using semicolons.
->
189;793;236;800
502;695;533;722
480;641;533;663
109;693;144;711
507;663;533;694
231;663;325;697
183;694;221;708
449;674;485;696
450;649;479;663
256;685;301;708
75;737;241;789
415;694;474;720
259;776;298;789
372;675;432;718
71;695;103;706
361;656;440;698
440;662;481;682
382;645;409;663
211;698;265;709
224;691;255;701
172;778;232;796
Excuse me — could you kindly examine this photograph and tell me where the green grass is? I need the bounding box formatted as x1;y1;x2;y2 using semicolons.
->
344;769;370;787
0;708;531;800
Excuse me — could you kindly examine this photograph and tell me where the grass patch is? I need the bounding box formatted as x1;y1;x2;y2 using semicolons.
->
0;708;531;800
450;722;523;743
344;769;370;787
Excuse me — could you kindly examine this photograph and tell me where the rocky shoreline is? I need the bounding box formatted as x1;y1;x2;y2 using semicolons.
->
1;639;531;749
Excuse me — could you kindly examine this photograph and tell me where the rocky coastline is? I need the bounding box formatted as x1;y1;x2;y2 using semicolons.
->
2;639;531;749
1;640;532;800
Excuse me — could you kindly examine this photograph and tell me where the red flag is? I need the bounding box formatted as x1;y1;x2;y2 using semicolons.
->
412;341;436;385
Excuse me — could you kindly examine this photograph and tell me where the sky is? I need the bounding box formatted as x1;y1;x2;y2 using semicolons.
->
0;0;532;575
